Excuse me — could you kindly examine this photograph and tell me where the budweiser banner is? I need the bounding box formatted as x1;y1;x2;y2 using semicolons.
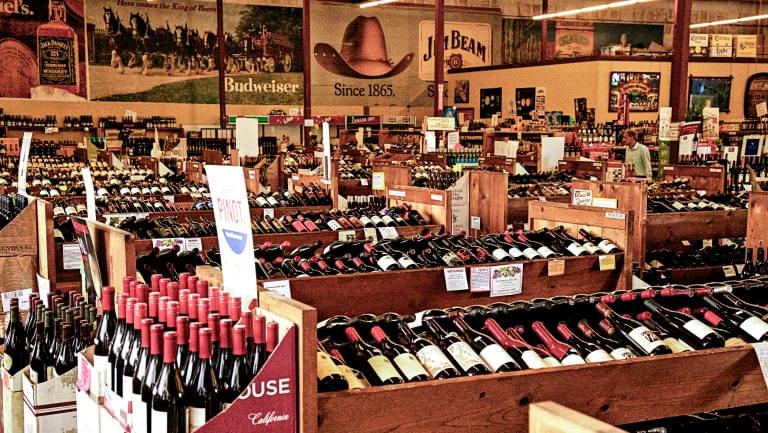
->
418;21;491;81
85;0;303;104
311;2;499;107
0;0;88;100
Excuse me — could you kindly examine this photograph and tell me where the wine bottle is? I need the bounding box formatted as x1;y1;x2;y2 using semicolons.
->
483;318;547;369
122;303;148;397
452;315;520;372
344;326;404;386
635;313;695;353
150;331;186;433
555;322;613;363
222;326;252;408
115;296;136;396
140;324;165;433
576;320;636;360
643;299;724;349
579;229;621;254
317;341;349;392
423;319;489;376
29;322;52;383
54;324;76;376
595;303;672;355
393;320;459;379
702;296;768;342
370;325;430;382
131;318;154;433
94;286;116;388
693;308;749;347
530;321;586;365
109;293;129;392
3;301;29;375
214;319;233;383
185;327;220;432
249;314;267;375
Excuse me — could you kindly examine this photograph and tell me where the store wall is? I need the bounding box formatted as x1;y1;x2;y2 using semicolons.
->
448;59;768;123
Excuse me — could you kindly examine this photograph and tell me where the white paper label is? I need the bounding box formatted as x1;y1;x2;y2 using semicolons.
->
597;240;617;254
581;242;600;255
489;263;524;297
263;280;291;299
610;347;636;360
263;208;275;219
683;319;716;340
378;226;399;240
185;238;203;252
443;267;469;291
478;344;515;372
470;216;481;230
17;132;31;195
360;178;369;186
133;398;147;433
541;356;561;367
1;288;32;312
63;243;82;270
584;349;613;363
740;317;768;340
521;350;547;369
566;242;586;256
397;255;418;269
338;229;356;241
536;246;555;258
469;266;491;292
446;341;487;372
363;227;378;242
560;353;586;365
388;189;406;198
508;247;524;259
415;345;456;378
327;219;343;231
372;172;385;191
522;247;539;260
376;254;399;271
187;406;207;432
604;211;625;220
430;194;443;202
491;249;509;261
628;326;666;353
151;409;168;432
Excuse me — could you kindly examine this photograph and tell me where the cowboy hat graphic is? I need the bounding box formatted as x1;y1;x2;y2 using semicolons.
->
314;16;414;79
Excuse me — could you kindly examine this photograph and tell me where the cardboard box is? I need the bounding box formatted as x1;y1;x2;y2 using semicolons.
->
689;33;709;56
710;34;733;47
736;35;758;57
2;368;25;433
100;388;130;433
22;366;77;433
709;46;733;58
75;349;102;433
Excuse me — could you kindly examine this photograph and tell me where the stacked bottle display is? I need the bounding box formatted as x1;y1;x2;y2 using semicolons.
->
61;115;94;130
186;138;230;158
644;239;746;285
647;193;748;213
317;279;768;391
94;274;281;433
507;171;572;199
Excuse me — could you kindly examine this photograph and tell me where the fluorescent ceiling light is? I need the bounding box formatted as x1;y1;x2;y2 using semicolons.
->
533;0;658;20
359;0;398;8
691;14;768;29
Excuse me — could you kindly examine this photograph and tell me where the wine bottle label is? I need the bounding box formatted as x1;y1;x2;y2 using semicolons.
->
522;248;539;260
672;201;685;211
584;349;613;363
565;242;586;256
508;247;524;259
255;197;269;207
698;201;710;209
446;341;487;373
326;220;343;231
415;345;456;378
376;255;399;271
664;337;694;353
682;319;717;340
628;326;666;354
536;246;556;258
649;260;664;269
97;188;109;196
130;187;141;195
359;216;374;227
521;350;547;369
338;365;368;389
187;406;207;432
53;207;65;217
30;367;38;384
317;351;342;380
120;187;130;195
739;316;768;341
382;215;395;226
397;256;418;269
370;215;384;226
478;344;516;372
560;353;586;366
133;398;148;433
161;187;171;194
441;252;461;266
93;355;111;389
581;242;600;255
393;353;429;380
65;206;77;215
491;249;510;261
151;409;168;432
597;240;618;254
367;355;401;383
266;196;280;207
609;347;636;360
725;337;748;347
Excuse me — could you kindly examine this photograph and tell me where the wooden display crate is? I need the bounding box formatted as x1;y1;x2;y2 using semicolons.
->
528;201;635;289
0;198;40;298
371;164;411;196
558;160;607;181
529;402;627;433
660;164;726;195
507;196;570;227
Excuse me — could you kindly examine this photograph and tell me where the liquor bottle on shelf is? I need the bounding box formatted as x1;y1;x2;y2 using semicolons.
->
369;325;430;382
185;327;220;430
221;326;251;408
530;321;586;365
150;332;186;433
3;300;28;376
594;303;672;355
423;319;490;376
317;341;350;392
344;326;404;386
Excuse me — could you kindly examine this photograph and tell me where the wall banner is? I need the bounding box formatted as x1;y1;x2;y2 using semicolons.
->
418;21;491;81
85;0;303;104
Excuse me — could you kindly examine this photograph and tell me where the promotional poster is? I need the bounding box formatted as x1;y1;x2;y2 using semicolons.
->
479;87;501;118
418;21;492;81
85;0;303;104
0;0;88;100
608;72;661;112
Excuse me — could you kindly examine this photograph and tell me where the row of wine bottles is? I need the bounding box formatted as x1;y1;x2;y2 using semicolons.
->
93;274;281;433
621;402;768;433
646;193;747;213
316;279;768;391
115;206;429;240
0;194;28;230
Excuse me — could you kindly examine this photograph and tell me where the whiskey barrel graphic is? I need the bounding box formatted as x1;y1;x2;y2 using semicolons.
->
0;38;39;98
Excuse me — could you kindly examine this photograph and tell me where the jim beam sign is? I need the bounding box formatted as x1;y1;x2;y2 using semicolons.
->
419;21;492;81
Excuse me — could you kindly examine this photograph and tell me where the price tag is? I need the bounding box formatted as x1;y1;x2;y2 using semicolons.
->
722;265;737;278
363;227;378;241
537;196;547;202
489;263;524;297
443;267;469;292
1;288;32;312
469;266;491;292
605;211;625;220
547;259;565;277
163;195;175;203
703;239;713;248
599;255;616;271
36;273;50;307
681;240;691;247
470;216;481;230
338;229;356;242
304;118;315;127
63;243;83;270
360;178;369;186
372;172;385;191
593;197;618;209
430;194;443;202
263;208;275;219
378;226;399;240
263;280;292;298
752;342;768;390
185;238;203;252
388;189;406;198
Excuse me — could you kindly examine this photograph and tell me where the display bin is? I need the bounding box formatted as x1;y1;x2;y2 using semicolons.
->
660;164;726;195
558;160;607;181
22;365;77;433
507;196;570;228
2;368;24;433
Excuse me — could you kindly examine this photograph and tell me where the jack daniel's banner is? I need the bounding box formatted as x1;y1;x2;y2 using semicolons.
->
311;2;499;107
0;0;88;100
84;0;303;104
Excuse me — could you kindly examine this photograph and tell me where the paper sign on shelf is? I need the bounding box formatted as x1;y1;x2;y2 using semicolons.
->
363;227;378;242
572;189;593;206
207;165;258;311
592;197;618;209
470;216;481;230
62;243;83;270
372;172;385;191
185;238;203;252
752;342;768;390
304;118;315;127
447;131;460;149
152;238;185;251
338;229;356;242
425;131;437;151
758;102;768;118
82;167;97;220
489;263;524;297
599;255;616;271
1;288;32;312
443;267;469;292
263;280;291;299
378;226;399;240
17;132;32;195
605;211;625;220
469;266;491;292
722;265;737;278
263;208;275;219
360;178;369;186
547;259;565;277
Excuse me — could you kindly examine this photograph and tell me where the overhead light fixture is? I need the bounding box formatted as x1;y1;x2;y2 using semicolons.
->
691;14;768;29
532;0;658;20
359;0;397;8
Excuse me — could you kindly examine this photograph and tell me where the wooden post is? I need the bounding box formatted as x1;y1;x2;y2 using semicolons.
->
216;0;226;128
434;0;445;116
670;0;692;124
539;0;548;61
303;0;312;150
